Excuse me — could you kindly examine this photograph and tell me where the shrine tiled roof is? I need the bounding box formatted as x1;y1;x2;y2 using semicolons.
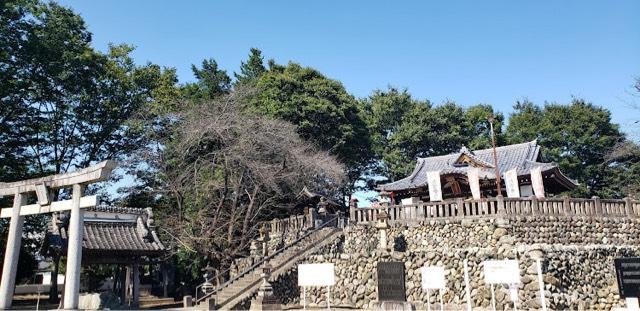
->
42;206;166;258
380;140;577;192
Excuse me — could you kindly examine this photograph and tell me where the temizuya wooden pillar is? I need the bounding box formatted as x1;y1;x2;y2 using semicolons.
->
0;193;27;309
63;184;85;309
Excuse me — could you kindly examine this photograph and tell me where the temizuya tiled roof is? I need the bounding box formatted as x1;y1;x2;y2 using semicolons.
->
43;206;165;259
380;140;577;192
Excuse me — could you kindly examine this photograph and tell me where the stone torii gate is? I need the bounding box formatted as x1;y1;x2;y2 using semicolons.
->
0;161;115;309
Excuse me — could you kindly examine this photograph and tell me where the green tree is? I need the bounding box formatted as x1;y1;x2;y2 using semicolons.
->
234;48;266;85
0;0;32;182
248;62;372;195
506;99;625;197
182;58;231;101
0;0;179;297
463;104;505;150
360;88;505;184
359;87;420;184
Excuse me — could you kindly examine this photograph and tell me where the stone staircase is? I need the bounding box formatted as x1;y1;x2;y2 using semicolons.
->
196;226;343;310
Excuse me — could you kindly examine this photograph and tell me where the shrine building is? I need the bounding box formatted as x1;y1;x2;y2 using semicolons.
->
379;140;578;203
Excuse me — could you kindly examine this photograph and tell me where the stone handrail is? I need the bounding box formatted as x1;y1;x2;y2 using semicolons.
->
350;197;640;224
257;214;309;235
195;214;341;305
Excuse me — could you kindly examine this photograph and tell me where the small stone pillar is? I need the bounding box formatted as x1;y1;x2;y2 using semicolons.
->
259;225;271;257
592;196;602;216
375;210;390;250
249;263;282;311
250;240;260;259
349;198;359;222
496;194;505;215
206;297;217;310
183;295;193;308
624;197;635;217
563;197;571;216
308;207;319;228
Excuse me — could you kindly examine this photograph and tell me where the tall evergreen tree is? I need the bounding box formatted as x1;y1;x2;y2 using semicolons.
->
506;99;625;197
234;48;266;85
248;62;372;195
182;58;231;101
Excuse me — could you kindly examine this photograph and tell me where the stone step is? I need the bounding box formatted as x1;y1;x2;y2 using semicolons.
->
198;227;343;310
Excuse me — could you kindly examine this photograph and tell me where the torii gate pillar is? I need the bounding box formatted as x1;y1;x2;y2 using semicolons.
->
0;193;27;309
62;184;85;309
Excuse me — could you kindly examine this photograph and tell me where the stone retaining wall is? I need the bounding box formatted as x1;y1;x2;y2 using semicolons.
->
266;216;640;310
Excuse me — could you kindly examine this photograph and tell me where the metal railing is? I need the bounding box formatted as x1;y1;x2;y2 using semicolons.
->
350;197;640;224
194;214;342;304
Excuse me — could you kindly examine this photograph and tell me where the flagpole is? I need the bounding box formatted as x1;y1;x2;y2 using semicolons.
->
488;115;502;196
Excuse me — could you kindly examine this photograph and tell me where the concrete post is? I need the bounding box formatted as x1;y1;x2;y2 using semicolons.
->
0;192;27;309
63;184;85;310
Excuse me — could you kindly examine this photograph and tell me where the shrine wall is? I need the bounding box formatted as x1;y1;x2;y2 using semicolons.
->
264;216;640;310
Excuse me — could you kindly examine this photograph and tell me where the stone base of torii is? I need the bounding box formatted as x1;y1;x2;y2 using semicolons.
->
0;161;115;310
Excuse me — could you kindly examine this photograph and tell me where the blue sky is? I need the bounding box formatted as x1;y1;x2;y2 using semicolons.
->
58;0;640;137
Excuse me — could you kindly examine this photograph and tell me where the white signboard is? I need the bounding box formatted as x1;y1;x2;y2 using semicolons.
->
504;169;520;198
483;260;520;284
298;263;335;286
421;266;446;289
467;168;481;200
530;167;545;198
427;171;443;201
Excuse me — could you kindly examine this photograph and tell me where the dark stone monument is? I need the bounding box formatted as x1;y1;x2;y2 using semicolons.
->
615;257;640;298
377;262;406;301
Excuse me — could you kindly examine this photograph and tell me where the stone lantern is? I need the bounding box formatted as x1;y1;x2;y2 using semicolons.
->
259;225;271;257
375;210;390;250
249;262;282;311
379;190;391;208
201;264;216;295
317;197;329;216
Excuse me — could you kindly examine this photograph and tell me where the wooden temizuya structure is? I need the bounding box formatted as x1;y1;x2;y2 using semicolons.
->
41;206;166;307
0;161;115;309
379;140;578;202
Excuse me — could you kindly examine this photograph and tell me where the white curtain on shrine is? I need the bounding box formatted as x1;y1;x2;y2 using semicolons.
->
467;168;481;200
427;171;443;201
504;169;520;198
530;167;545;198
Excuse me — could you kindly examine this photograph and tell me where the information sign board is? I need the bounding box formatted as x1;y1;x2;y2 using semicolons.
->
298;263;335;287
